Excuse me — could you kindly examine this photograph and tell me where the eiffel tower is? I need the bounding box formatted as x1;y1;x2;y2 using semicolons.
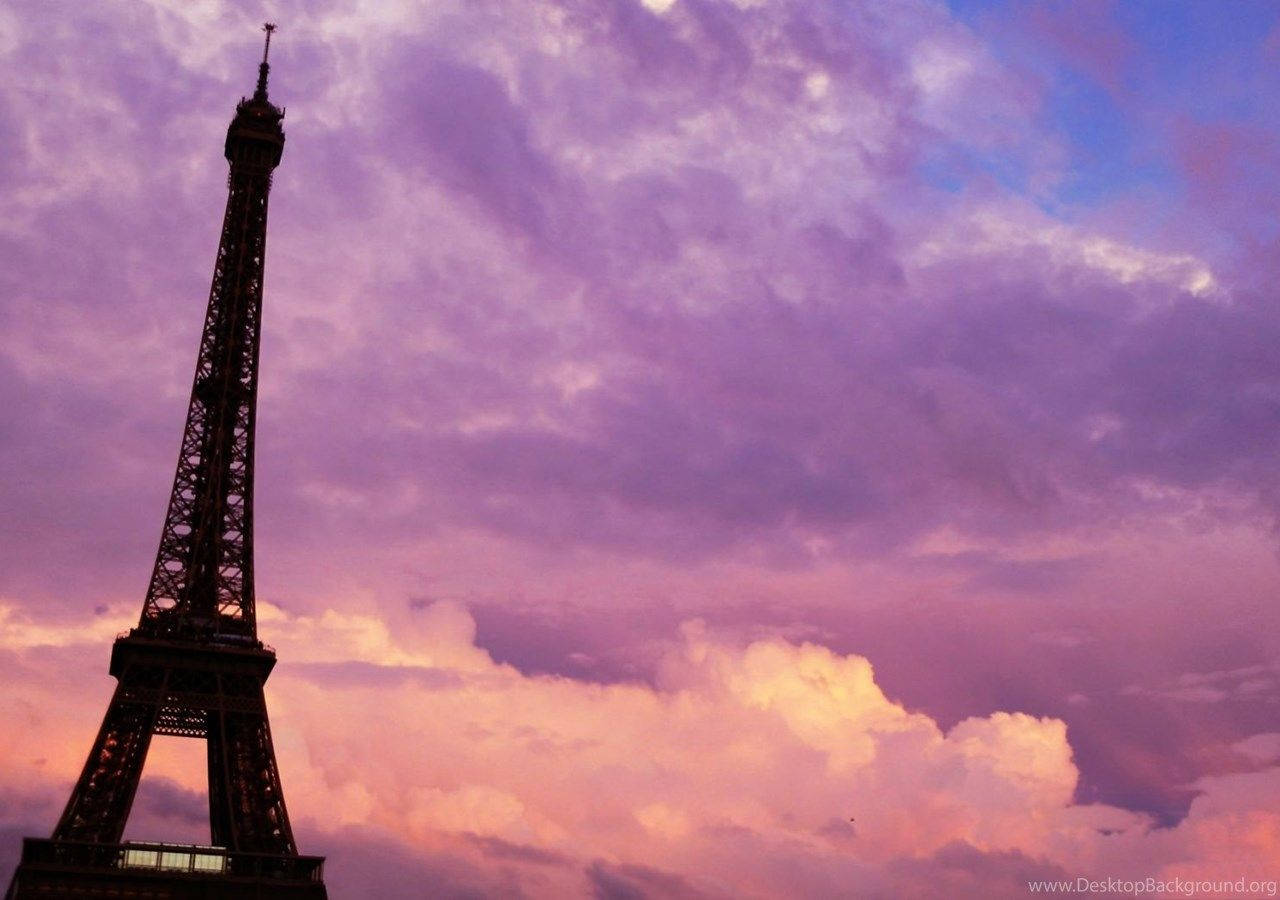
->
6;24;327;899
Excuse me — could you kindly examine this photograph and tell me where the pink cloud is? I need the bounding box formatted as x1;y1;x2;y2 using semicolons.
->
5;601;1278;897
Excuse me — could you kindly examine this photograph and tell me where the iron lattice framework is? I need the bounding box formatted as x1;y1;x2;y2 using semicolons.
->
141;37;280;642
6;25;327;900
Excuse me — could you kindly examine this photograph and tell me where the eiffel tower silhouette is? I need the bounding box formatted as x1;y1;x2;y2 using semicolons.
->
6;24;327;899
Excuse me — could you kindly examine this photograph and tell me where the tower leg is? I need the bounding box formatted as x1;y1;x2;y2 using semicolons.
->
208;688;296;855
52;681;158;844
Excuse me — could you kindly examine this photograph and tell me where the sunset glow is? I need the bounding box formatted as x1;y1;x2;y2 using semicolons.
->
3;1;1280;897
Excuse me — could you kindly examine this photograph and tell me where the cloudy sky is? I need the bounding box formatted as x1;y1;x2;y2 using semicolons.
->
2;0;1280;896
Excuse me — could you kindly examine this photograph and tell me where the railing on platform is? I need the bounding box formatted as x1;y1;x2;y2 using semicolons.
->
17;838;325;883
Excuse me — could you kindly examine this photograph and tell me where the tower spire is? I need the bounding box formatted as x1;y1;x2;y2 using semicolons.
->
254;22;276;101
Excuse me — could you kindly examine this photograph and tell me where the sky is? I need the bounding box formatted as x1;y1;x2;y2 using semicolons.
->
2;0;1280;897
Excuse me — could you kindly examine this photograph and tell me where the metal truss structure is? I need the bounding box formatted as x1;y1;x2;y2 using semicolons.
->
6;24;328;899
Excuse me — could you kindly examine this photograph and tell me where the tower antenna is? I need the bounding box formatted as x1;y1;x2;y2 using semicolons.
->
255;22;277;100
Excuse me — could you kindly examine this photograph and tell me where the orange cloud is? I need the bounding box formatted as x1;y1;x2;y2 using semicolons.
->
260;602;1279;895
2;601;1276;897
